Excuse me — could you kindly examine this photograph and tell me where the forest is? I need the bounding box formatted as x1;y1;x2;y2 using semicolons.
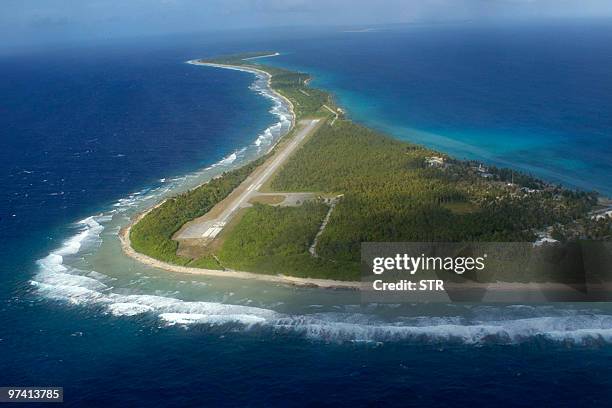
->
129;157;265;266
217;201;358;280
129;53;607;281
253;120;596;277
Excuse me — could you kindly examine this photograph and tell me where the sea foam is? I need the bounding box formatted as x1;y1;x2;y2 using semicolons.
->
29;58;612;347
32;221;612;346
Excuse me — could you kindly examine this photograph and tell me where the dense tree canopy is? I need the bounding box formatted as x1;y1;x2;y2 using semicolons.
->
129;54;606;281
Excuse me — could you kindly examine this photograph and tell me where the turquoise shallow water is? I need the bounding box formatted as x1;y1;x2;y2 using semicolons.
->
266;21;612;196
1;23;612;406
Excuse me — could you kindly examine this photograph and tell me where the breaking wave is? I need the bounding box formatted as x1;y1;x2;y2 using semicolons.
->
29;59;612;347
31;214;279;324
30;216;612;346
187;60;293;153
247;69;292;152
216;151;238;166
272;311;612;345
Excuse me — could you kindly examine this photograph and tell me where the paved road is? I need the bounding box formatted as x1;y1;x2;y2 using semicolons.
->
177;119;320;240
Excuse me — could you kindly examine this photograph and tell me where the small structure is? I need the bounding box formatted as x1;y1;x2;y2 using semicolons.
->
592;210;612;221
534;237;559;246
472;164;492;178
426;156;445;167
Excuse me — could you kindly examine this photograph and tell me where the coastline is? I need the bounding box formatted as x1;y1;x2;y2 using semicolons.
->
119;201;361;290
120;223;360;289
16;30;612;366
120;57;610;292
120;216;612;293
120;58;363;289
186;60;297;140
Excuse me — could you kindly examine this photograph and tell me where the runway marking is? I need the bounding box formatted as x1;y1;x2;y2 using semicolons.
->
185;119;321;241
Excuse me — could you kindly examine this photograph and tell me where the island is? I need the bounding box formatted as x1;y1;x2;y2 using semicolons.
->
120;52;612;288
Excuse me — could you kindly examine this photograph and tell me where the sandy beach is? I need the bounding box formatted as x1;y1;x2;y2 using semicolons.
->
119;219;361;290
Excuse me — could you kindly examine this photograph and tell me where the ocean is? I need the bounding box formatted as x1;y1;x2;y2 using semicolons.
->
1;22;612;407
265;21;612;196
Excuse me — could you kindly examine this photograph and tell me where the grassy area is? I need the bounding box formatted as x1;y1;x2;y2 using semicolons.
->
441;201;480;214
187;255;221;269
218;202;357;280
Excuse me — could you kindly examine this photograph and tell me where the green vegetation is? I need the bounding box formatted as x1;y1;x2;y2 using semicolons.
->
129;157;265;266
269;120;597;267
187;255;221;269
217;202;357;279
441;201;479;215
551;214;612;241
204;54;333;119
128;52;609;282
265;67;331;118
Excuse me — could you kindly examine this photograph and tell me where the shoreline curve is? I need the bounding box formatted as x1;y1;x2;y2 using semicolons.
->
119;59;362;290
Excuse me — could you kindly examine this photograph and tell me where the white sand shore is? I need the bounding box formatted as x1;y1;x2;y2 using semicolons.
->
119;220;361;289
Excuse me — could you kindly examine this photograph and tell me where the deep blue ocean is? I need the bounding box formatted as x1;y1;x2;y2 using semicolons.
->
267;21;612;196
2;22;612;407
